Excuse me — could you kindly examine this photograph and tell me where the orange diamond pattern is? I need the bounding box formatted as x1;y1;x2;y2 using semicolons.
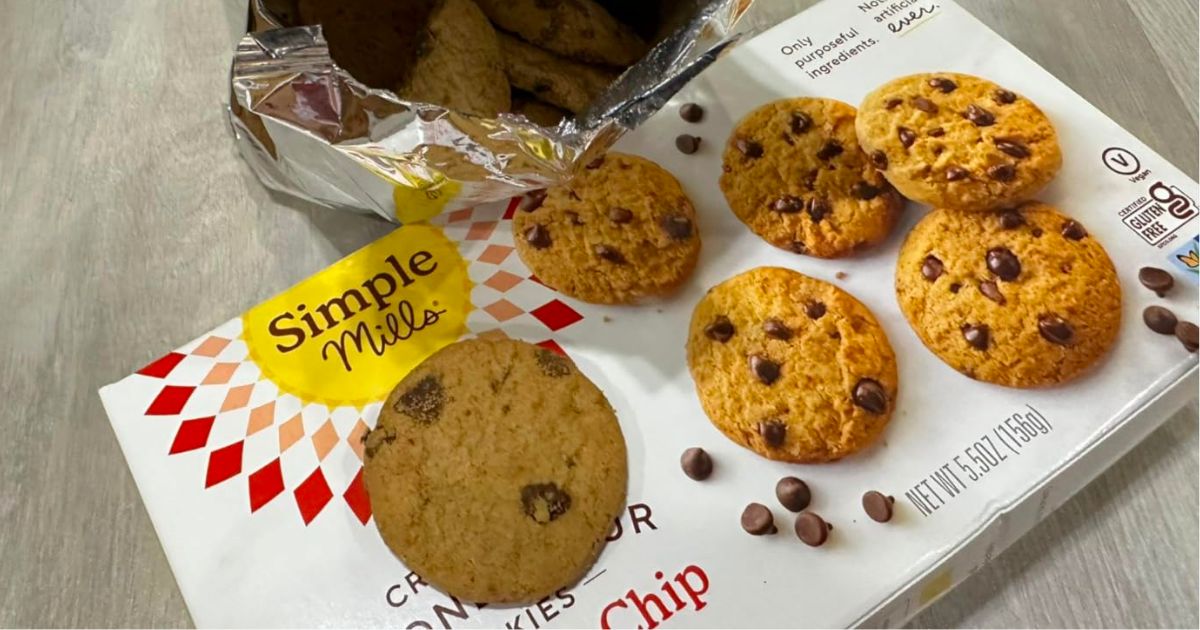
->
192;336;231;358
477;244;513;264
483;299;523;322
484;270;523;292
278;413;304;453
447;208;474;223
465;221;497;241
220;384;254;412
311;420;338;462
347;419;369;461
246;401;275;436
202;362;238;385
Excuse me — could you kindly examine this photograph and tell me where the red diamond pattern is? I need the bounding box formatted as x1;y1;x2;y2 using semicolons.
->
205;441;243;488
502;196;520;220
535;339;567;356
137;352;185;378
248;459;285;512
530;299;583;331
146;385;195;416
168;416;215;455
295;468;333;525
343;467;371;525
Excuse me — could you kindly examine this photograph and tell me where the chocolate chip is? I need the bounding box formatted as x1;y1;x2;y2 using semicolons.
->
962;323;990;350
802;169;819;190
807;198;830;223
852;182;881;200
396;374;444;424
608;207;633;224
995;138;1031;159
1143;306;1178;335
520;189;547;212
791;111;813;134
986;247;1021;281
770;195;805;214
912;96;938;113
898;126;917;148
871;150;889;170
794;512;830;546
521;483;571;524
816;141;844;161
1031;227;1044;237
949;282;962;293
535;349;571;377
931;146;944;156
524;224;551;249
565;211;583;225
928;127;946;137
999;210;1025;229
749;354;781;385
661;214;693;240
759;420;786;447
675;134;701;154
945;166;969;182
987;164;1016;181
741;503;776;535
1176;321;1199;352
929;77;958;93
1138;267;1175;297
585;156;605;169
736;137;763;158
776;477;811;512
594;244;625;263
763;319;793;340
1061;220;1087;241
994;88;1018;104
780;133;794;146
862;491;895;523
1060;262;1072;273
805;301;827;320
885;98;903;109
680;447;712;480
852;378;887;414
679;102;704;123
1038;314;1074;345
921;255;944;281
705;315;735;342
788;241;808;255
964;104;996;126
979;280;1006;305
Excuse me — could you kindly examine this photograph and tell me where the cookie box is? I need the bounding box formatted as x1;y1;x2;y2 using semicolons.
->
107;0;1197;626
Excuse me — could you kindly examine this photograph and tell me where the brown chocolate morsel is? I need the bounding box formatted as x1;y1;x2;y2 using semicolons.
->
949;282;962;293
741;503;776;535
1061;220;1088;241
928;127;946;137
979;280;1006;305
964;104;996;126
1038;314;1075;345
807;198;831;223
763;318;793;340
736;137;763;158
995;138;1031;159
805;301;827;320
945;166;969;182
885;98;903;109
679;102;704;123
994;88;1018;104
759;420;786;447
776;477;812;512
962;323;990;350
922;255;944;281
770;195;805;214
520;482;571;524
524;224;551;249
520;189;547;212
1176;321;1199;352
986;247;1021;281
675;134;701;155
999;210;1025;229
912;96;938;113
705;316;735;342
816;141;844;161
871;150;889;170
608;207;633;224
1138;267;1175;297
862;491;895;523
929;77;958;93
853;378;887;414
396;374;445;424
680;447;713;481
749;354;781;385
661;214;693;240
535;349;571;377
988;164;1017;181
788;241;808;255
585;156;605;169
791;111;813;134
1143;306;1178;335
794;511;830;546
898;126;917;148
852;182;881;200
594;244;625;263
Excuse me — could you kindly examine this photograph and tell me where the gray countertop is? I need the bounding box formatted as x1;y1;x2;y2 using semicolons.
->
0;0;1195;626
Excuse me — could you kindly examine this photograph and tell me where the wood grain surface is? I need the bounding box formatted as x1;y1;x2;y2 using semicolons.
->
0;0;1195;627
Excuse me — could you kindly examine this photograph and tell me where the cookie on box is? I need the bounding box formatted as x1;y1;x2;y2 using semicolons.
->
499;33;618;115
398;0;510;117
475;0;647;67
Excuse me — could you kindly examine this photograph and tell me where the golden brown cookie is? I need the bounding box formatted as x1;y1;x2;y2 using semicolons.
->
895;202;1121;387
475;0;648;66
512;152;701;304
398;0;510;117
857;73;1063;212
719;98;904;258
686;267;899;463
298;0;437;90
498;33;618;114
364;338;627;603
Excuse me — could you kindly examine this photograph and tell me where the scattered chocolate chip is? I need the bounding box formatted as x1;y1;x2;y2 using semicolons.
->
763;319;793;340
962;323;990;350
912;96;938;113
770;195;805;214
803;170;820;190
705;315;735;342
932;146;945;156
987;164;1017;181
565;211;583;225
807;197;830;222
749;354;781;385
986;247;1021;281
1038;314;1074;345
1143;306;1179;335
608;207;633;224
862;491;895;523
594;244;625;263
1177;321;1199;352
1031;227;1044;237
397;374;446;424
898;126;917;148
999;210;1025;229
679;102;704;123
928;127;946;137
759;420;787;447
524;224;551;249
680;447;713;480
521;482;571;524
675;134;701;154
805;301;827;320
520;189;547;212
816;141;844;161
741;503;776;535
885;98;903;109
852;378;887;414
945;166;969;182
1138;267;1175;297
736;137;763;158
995;138;1031;159
852;182;881;200
921;255;945;281
661;214;693;240
1061;220;1087;241
994;88;1018;104
979;280;1006;305
835;271;849;280
586;156;604;169
871;150;889;170
929;77;958;93
535;349;571;377
949;282;962;293
791;111;813;134
964;104;996;126
776;477;811;512
795;512;830;546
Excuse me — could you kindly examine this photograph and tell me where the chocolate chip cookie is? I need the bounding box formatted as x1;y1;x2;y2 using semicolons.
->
475;0;648;66
363;338;627;603
895;202;1121;387
720;98;904;258
857;73;1063;212
512;152;701;304
686;267;899;462
498;32;618;115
